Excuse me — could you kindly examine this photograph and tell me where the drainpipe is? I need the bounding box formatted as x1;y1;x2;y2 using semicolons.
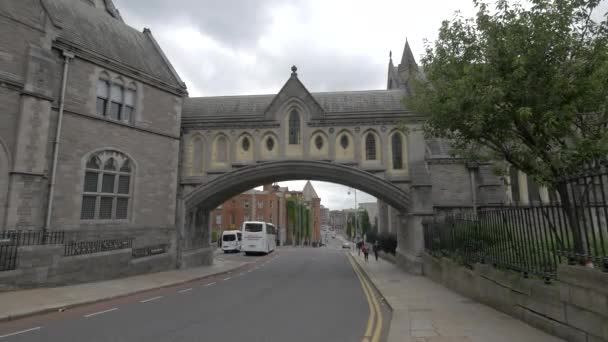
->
44;50;74;232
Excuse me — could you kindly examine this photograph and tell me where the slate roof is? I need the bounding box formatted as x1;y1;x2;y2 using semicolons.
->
182;89;407;118
44;0;185;90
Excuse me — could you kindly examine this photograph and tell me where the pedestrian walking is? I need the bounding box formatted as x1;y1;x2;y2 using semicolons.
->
373;240;379;261
362;243;369;262
357;241;361;256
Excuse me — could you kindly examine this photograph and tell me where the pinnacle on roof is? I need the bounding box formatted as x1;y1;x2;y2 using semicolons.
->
398;38;417;71
302;181;320;200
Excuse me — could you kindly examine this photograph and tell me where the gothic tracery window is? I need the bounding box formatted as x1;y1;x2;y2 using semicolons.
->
392;133;404;170
288;110;300;144
81;151;132;220
365;133;377;160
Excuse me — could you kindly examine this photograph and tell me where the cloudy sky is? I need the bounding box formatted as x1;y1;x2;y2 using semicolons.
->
113;0;607;209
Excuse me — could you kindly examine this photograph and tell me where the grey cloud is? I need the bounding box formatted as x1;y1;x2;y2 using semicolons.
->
114;0;302;48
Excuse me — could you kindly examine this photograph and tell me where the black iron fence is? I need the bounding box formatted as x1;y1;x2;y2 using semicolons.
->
64;238;133;257
424;163;608;281
0;230;67;246
132;244;168;259
0;230;69;272
0;244;18;272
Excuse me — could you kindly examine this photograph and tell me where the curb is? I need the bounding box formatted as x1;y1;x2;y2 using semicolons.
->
0;261;249;323
348;251;394;311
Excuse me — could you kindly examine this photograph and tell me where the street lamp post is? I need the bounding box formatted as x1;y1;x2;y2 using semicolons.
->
348;187;358;241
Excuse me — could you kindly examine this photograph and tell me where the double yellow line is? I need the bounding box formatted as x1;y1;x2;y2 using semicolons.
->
347;253;383;342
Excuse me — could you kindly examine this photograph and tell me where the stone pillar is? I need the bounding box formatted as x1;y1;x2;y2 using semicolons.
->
539;186;550;204
377;199;389;234
395;211;424;274
5;46;57;229
518;170;530;205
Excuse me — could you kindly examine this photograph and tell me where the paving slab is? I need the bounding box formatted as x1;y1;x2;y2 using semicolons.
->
350;251;565;342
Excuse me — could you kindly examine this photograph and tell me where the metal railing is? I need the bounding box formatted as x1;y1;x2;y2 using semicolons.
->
0;244;18;272
64;238;133;257
0;230;67;246
132;244;168;259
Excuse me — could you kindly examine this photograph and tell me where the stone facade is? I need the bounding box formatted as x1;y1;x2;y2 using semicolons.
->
1;0;513;284
0;0;187;270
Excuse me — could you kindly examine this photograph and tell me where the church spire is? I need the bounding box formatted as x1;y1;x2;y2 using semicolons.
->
398;38;417;72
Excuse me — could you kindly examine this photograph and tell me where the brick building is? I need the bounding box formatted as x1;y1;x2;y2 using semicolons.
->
211;182;322;245
210;184;289;245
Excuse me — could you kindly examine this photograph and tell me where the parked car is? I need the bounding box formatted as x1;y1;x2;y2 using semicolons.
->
342;242;351;249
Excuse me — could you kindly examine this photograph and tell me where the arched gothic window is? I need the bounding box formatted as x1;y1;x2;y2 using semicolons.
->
315;135;324;150
288;110;300;144
365;134;376;160
191;136;203;174
216;136;228;162
266;137;275;151
81;150;133;220
392;134;404;170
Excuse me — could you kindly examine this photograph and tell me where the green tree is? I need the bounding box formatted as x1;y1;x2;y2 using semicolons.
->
346;221;353;239
408;0;608;255
359;210;371;236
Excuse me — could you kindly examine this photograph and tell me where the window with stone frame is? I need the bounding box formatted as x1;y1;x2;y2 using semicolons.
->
258;200;263;209
365;133;377;160
96;74;135;124
391;133;404;170
288;110;300;144
81;151;133;220
96;78;110;116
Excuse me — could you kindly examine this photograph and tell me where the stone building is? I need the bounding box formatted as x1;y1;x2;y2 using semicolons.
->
0;0;187;247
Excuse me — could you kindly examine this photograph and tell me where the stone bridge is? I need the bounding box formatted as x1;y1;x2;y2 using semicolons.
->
177;54;506;271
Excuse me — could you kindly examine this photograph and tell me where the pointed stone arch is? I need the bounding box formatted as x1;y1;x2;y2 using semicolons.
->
335;129;354;161
309;130;329;159
260;131;279;160
236;133;254;163
362;129;381;163
187;134;205;176
211;133;230;168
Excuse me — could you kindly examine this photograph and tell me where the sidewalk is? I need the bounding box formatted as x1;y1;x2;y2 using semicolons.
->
0;256;246;322
350;251;564;342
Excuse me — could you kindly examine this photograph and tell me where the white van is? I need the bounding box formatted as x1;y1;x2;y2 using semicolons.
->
221;230;242;253
241;221;276;255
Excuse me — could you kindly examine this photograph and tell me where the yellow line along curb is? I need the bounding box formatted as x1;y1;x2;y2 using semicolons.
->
347;253;383;342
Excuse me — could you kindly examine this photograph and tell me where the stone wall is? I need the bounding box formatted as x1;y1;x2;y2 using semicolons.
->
423;253;608;342
0;242;176;291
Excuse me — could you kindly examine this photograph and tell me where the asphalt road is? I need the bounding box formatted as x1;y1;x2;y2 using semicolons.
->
0;242;387;342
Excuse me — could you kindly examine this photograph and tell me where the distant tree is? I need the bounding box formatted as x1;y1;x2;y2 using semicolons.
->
359;210;371;236
408;0;608;256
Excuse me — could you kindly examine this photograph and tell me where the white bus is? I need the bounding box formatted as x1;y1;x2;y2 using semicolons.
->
241;221;276;255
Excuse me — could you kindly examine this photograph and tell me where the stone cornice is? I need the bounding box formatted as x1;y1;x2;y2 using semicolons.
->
57;107;180;140
53;40;187;97
181;113;425;130
0;72;24;90
20;90;54;102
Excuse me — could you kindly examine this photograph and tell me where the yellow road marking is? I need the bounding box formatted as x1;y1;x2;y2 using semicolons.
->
347;253;383;341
